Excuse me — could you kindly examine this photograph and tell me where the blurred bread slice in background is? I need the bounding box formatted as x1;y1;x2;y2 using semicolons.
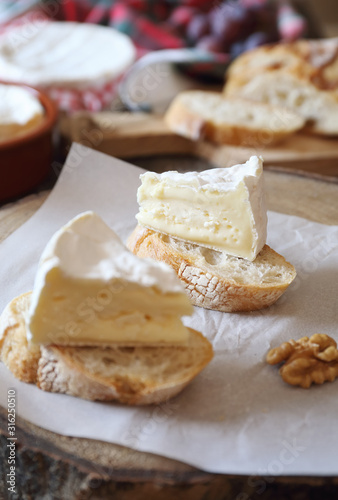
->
223;38;338;136
165;90;305;147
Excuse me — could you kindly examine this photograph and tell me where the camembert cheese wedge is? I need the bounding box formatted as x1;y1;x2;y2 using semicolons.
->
27;212;193;346
136;156;267;261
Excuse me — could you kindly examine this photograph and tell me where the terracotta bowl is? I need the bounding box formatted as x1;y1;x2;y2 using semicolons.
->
0;82;58;203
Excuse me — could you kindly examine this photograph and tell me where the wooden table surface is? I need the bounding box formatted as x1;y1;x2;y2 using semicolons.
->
1;159;338;500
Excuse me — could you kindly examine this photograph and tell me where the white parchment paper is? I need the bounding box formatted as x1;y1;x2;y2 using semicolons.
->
1;143;338;475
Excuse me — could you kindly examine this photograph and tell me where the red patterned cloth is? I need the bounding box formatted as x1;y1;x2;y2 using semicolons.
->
52;0;307;49
44;78;122;112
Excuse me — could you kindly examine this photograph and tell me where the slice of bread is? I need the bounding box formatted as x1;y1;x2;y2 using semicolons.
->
0;293;213;405
225;71;338;136
164;90;305;147
224;39;338;92
127;225;297;313
224;40;338;136
0;291;40;383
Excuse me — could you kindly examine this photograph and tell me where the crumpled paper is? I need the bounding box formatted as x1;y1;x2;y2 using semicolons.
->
0;143;338;475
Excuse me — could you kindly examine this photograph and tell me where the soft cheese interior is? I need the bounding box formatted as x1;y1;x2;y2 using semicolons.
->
136;156;267;261
27;212;192;346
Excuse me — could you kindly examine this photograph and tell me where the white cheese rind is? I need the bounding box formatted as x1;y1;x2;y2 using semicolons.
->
136;156;267;261
27;212;192;346
0;22;136;88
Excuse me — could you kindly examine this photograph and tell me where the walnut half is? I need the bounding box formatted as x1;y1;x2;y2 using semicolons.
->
266;334;338;388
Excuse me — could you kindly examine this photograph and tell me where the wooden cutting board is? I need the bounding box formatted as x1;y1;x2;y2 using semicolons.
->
60;112;338;178
1;160;338;500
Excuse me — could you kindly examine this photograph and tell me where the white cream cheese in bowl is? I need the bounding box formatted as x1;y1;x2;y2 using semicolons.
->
0;83;45;143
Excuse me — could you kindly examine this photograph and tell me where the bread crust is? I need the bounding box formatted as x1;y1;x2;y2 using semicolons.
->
127;225;297;313
0;291;40;383
225;39;338;91
0;293;213;404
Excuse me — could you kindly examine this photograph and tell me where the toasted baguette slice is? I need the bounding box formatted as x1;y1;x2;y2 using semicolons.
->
0;293;213;405
224;72;338;136
224;39;338;93
164;90;305;147
127;225;297;313
223;40;338;136
0;291;40;383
